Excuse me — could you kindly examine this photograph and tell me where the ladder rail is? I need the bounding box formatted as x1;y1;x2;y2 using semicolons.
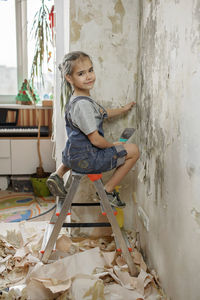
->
93;179;138;276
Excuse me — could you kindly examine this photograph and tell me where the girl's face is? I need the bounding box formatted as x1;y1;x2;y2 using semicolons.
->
66;57;96;96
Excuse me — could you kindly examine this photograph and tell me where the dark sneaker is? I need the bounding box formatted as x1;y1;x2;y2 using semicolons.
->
46;173;67;197
96;189;126;208
105;189;126;208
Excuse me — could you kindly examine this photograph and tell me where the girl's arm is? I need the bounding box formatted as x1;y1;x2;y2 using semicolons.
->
106;101;136;118
88;130;117;148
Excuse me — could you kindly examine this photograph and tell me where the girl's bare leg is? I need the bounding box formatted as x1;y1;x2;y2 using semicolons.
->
104;144;139;193
56;164;70;178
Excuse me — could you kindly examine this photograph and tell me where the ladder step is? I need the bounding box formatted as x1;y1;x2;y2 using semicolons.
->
56;200;100;216
71;203;101;206
62;222;111;227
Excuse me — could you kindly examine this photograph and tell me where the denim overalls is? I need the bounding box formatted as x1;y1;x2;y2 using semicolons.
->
62;96;127;174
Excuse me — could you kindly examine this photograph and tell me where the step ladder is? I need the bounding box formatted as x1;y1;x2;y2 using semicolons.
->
40;171;138;276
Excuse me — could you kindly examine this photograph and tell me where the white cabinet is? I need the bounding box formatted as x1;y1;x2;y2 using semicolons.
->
0;139;56;175
0;139;11;174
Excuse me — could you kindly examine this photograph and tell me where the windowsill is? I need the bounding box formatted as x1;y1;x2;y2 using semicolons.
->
0;103;53;109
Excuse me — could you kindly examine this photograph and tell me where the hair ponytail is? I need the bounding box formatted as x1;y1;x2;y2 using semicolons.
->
58;62;72;112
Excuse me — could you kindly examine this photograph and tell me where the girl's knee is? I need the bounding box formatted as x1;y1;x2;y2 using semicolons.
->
131;144;140;159
124;143;140;159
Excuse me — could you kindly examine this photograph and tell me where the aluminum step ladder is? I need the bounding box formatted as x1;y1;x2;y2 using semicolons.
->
40;171;138;276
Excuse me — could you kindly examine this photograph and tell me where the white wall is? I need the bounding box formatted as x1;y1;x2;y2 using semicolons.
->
54;0;69;169
136;1;200;299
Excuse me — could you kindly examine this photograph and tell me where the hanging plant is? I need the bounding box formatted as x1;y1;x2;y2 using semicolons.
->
30;0;53;87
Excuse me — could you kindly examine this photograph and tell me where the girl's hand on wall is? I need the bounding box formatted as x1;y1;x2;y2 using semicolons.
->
106;101;136;118
122;101;136;113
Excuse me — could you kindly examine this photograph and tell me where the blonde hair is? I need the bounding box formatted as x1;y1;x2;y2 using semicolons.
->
58;51;92;111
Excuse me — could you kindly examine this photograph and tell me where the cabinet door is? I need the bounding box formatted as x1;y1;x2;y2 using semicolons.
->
11;139;56;175
0;140;11;174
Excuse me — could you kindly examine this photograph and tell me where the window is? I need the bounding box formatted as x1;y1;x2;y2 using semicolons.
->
0;0;18;97
0;0;54;103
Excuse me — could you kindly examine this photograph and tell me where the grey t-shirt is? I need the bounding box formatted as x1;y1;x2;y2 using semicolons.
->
69;96;106;135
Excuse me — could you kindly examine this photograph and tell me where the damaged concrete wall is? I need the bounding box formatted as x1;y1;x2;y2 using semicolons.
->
65;0;140;232
136;1;200;299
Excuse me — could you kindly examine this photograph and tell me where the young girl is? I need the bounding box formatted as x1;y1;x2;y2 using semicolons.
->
47;51;139;207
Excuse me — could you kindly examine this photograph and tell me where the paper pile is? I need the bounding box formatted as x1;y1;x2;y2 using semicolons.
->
0;222;168;299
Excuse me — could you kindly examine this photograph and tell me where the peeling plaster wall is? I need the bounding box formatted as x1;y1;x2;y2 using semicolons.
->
136;1;200;299
67;0;140;232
